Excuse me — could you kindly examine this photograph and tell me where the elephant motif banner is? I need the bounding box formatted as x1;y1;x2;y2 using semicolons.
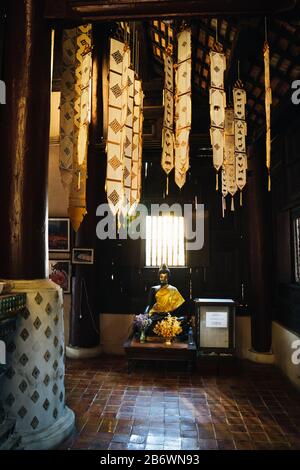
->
222;107;237;213
209;48;226;183
161;51;175;176
233;82;247;200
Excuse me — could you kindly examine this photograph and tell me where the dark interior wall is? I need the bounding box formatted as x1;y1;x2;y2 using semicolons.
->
52;21;250;318
95;91;247;315
0;2;7;79
271;107;300;335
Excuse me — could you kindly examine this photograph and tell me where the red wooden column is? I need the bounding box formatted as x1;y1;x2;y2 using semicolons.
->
245;143;273;353
0;0;51;279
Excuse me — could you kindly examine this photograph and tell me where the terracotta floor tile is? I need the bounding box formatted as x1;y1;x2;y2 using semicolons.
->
111;433;130;443
109;442;128;450
198;439;218;450
163;437;181;447
145;444;164;450
59;356;300;451
228;424;247;433
249;432;270;442
127;443;146;450
217;439;236;450
129;434;147;444
146;435;164;445
181;438;199;450
253;441;274;450
235;440;255;450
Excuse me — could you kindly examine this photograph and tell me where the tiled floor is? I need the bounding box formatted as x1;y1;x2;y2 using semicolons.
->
59;356;300;450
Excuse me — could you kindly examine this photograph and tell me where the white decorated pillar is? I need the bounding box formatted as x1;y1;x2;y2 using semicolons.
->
2;280;74;449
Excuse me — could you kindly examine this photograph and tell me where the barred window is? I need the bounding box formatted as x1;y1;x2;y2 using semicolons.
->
145;215;185;267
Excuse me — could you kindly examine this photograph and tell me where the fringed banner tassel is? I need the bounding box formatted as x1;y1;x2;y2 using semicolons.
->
240;190;243;207
268;171;271;192
117;212;122;234
216;172;219;191
222;196;226;218
231;196;235;211
166;174;169;196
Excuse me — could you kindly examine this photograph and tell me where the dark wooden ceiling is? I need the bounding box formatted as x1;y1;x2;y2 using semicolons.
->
45;0;299;21
47;0;300;140
114;16;300;138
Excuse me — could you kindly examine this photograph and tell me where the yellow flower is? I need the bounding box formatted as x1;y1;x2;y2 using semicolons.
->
153;314;182;340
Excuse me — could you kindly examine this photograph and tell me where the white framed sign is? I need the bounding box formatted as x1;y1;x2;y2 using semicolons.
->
206;311;228;328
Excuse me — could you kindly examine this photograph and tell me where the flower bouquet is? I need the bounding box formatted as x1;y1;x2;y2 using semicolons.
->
133;313;152;343
153;313;182;345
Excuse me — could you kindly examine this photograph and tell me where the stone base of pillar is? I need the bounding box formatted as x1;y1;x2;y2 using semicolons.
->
21;406;74;450
66;344;102;359
0;280;75;450
248;348;275;364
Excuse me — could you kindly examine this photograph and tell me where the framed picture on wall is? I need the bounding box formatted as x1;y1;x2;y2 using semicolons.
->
72;248;94;265
49;218;70;252
49;260;71;294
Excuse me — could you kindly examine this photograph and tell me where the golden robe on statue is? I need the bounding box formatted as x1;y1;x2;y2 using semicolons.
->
149;285;185;315
144;264;188;339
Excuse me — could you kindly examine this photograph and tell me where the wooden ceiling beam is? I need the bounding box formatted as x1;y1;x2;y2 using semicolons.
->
45;0;298;21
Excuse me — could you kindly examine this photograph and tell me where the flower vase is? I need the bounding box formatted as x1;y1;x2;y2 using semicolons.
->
140;329;146;343
165;338;172;346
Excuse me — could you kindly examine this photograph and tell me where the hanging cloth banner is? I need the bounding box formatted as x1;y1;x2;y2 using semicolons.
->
130;77;144;213
222;107;237;213
174;28;192;189
106;38;131;216
233;80;247;200
263;41;272;191
60;28;77;190
60;24;92;232
137;80;144;205
161;50;175;177
209;47;226;186
122;68;135;215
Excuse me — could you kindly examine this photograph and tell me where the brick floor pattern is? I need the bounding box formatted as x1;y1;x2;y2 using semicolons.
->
59;357;300;450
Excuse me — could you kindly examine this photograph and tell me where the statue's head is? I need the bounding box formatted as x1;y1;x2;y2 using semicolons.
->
158;264;170;286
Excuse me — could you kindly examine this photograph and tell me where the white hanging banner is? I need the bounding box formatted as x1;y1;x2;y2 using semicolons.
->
174;28;192;189
223;107;237;214
209;48;226;178
210;50;226;89
161;51;175;175
60;28;77;190
106;39;130;216
123;68;135;214
60;24;92;232
233;82;248;194
210;126;224;172
130;77;144;213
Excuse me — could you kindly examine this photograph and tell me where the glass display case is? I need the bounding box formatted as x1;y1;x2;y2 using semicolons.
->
194;298;235;353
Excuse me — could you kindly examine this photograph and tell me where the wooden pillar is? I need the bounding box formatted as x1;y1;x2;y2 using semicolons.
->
0;0;51;279
68;25;109;351
245;143;273;352
0;1;75;449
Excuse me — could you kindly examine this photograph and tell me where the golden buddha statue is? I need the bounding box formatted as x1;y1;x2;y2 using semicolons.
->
144;264;187;337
